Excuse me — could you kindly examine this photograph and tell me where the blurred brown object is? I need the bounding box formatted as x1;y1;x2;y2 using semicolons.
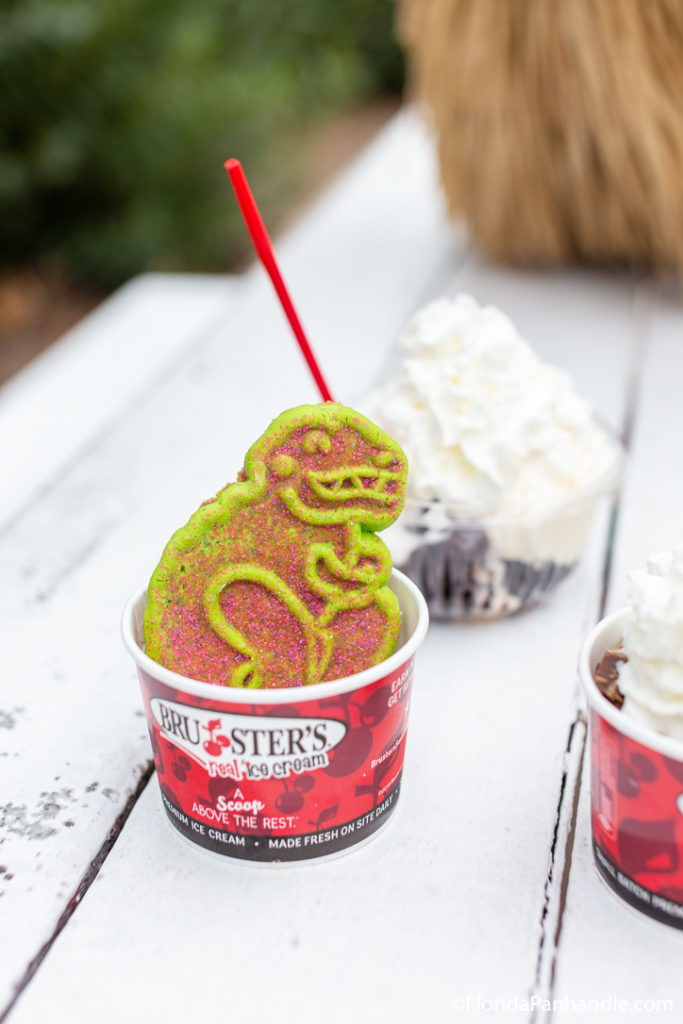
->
0;272;101;387
398;0;683;269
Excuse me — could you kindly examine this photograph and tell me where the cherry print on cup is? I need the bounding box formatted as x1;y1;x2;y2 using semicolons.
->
203;718;230;757
581;608;683;929
135;662;414;862
588;709;683;929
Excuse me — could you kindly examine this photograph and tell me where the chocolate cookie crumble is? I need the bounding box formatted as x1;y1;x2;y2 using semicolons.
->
594;645;627;709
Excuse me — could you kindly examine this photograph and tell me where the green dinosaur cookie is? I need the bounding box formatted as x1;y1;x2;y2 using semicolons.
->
144;403;408;688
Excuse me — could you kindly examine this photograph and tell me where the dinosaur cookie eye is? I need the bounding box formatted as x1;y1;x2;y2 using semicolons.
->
373;449;396;467
270;454;296;478
303;430;332;454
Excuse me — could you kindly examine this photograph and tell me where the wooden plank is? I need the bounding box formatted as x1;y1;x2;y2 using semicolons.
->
0;273;236;530
5;260;638;1022
552;283;683;1021
608;283;683;606
0;108;461;1016
268;109;460;403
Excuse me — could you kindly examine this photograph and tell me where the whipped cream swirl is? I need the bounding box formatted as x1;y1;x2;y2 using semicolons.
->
620;547;683;742
364;295;618;519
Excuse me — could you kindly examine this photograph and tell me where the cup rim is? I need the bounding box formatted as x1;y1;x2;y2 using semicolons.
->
121;568;429;705
400;434;623;527
579;607;683;761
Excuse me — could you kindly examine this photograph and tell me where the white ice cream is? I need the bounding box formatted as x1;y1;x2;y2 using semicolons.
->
619;547;683;742
365;295;620;562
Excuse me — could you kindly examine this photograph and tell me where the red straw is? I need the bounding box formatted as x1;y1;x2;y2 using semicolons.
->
224;158;334;403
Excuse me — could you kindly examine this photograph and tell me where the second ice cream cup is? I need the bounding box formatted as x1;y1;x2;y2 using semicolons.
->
388;456;620;622
580;610;683;929
365;293;624;622
122;569;428;863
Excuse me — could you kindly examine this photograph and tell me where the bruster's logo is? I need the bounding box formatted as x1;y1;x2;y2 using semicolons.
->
150;698;347;781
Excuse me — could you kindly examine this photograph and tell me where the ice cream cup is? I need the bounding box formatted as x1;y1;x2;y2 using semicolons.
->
388;450;621;622
122;569;428;864
580;609;683;929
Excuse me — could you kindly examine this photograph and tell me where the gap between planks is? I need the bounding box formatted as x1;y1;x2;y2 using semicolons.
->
527;277;658;1024
0;764;154;1024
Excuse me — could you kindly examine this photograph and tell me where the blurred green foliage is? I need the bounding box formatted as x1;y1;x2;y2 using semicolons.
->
0;0;403;287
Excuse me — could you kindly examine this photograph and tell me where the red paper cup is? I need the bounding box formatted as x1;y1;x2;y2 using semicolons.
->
580;609;683;929
122;570;428;863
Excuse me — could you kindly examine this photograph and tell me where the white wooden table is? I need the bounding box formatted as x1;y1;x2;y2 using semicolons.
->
2;109;683;1024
